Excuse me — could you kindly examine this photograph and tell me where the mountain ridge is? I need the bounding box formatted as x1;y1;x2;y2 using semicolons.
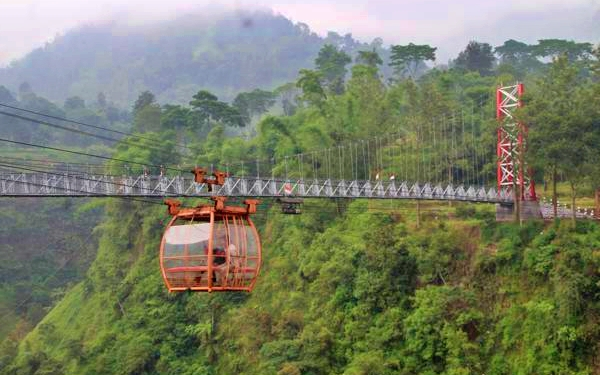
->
0;10;377;108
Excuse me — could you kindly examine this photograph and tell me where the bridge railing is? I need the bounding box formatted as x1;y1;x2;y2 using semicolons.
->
0;172;512;203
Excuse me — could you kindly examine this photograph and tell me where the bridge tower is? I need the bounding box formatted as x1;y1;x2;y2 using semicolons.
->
496;83;540;221
496;83;536;201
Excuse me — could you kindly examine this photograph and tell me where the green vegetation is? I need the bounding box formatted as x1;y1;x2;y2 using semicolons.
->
523;48;600;220
3;199;600;375
0;198;102;341
0;17;599;374
390;43;437;79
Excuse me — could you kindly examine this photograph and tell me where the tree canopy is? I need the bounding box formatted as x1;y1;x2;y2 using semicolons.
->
190;90;245;127
315;44;352;94
454;41;496;76
233;89;277;125
356;49;383;67
389;43;437;79
532;39;593;61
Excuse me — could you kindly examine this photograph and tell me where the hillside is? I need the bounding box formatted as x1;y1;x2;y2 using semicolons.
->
0;198;102;341
0;11;388;107
2;198;600;375
0;21;598;374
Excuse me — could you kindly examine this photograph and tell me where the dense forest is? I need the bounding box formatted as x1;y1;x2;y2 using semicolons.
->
1;12;600;375
0;11;392;106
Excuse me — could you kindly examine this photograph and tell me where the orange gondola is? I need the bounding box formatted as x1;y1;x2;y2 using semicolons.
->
160;197;261;292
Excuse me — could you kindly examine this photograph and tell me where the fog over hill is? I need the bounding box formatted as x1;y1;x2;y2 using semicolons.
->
0;2;597;108
0;11;336;106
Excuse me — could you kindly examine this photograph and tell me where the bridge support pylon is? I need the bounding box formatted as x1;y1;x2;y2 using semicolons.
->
495;83;541;221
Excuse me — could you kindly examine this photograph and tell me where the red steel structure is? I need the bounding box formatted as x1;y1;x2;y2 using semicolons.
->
160;196;261;292
496;83;536;201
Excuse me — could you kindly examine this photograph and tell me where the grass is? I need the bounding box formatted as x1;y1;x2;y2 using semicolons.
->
537;182;597;209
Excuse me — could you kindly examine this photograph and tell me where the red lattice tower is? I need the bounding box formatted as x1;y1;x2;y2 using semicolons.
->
496;83;536;201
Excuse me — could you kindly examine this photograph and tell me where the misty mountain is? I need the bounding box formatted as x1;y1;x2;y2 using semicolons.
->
0;11;385;108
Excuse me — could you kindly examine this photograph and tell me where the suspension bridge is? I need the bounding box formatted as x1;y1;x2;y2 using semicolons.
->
0;171;510;202
0;84;597;220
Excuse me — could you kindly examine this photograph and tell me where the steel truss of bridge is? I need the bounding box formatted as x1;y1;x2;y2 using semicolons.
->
0;172;513;203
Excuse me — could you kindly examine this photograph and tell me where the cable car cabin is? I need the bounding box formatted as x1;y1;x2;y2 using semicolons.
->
160;197;261;292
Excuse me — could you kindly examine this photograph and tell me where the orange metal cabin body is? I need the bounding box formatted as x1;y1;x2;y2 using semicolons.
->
160;198;261;292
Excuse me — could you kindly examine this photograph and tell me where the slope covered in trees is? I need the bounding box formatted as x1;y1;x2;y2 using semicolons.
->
0;11;391;107
0;26;599;375
3;198;600;375
0;199;101;342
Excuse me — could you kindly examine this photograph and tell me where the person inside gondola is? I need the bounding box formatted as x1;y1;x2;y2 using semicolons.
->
210;246;225;285
211;230;228;285
227;242;239;269
213;246;226;266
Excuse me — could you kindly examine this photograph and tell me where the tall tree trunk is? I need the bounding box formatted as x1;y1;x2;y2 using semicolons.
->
570;181;576;225
448;164;452;207
594;187;600;219
552;167;558;218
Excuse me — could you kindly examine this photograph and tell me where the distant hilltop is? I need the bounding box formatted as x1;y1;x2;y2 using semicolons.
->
0;11;386;108
0;8;596;109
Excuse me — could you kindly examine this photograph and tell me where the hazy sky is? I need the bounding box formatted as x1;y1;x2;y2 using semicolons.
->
0;0;599;65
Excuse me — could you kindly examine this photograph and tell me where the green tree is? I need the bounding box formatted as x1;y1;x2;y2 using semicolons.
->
63;99;106;146
389;43;437;79
160;104;207;141
495;39;543;78
255;116;296;159
523;55;594;221
275;82;300;117
533;39;593;62
161;104;191;131
190;90;245;127
402;286;481;375
586;46;600;216
356;49;383;68
343;64;388;138
133;104;162;133
495;39;532;64
495;39;543;74
315;44;352;94
133;90;156;115
296;69;326;107
132;91;161;133
233;89;277;125
454;41;496;76
19;93;64;143
64;96;85;110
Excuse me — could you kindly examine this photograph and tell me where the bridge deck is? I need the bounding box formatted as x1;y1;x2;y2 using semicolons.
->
0;173;512;203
